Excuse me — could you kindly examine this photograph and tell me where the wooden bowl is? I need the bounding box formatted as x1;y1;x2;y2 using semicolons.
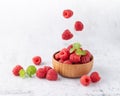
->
52;52;93;78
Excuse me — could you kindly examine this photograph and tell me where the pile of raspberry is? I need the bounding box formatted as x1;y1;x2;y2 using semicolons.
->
55;42;92;64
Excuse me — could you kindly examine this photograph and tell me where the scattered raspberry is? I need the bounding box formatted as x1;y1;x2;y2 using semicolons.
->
59;48;70;61
12;65;23;76
43;66;52;74
80;75;91;86
80;50;92;64
36;68;46;78
74;21;84;31
46;69;58;81
69;53;81;64
63;60;72;64
90;72;101;83
62;29;73;40
32;56;42;65
63;9;73;18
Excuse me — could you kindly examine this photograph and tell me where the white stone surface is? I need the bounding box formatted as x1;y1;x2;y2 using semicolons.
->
0;0;120;96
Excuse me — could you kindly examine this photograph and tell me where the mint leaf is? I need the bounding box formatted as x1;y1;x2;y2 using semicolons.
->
70;47;75;53
73;43;81;49
75;49;86;55
26;65;36;77
19;69;26;78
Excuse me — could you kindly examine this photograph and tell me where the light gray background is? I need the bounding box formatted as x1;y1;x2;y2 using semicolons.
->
0;0;120;96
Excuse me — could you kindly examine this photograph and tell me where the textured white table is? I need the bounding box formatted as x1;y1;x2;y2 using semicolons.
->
0;0;120;96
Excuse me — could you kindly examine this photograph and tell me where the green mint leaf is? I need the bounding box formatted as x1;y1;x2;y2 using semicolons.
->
75;49;86;55
80;50;86;55
75;49;81;55
19;69;26;78
26;65;36;77
73;43;81;49
70;47;75;53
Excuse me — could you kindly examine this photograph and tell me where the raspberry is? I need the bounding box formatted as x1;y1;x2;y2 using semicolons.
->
55;52;60;60
43;66;52;74
59;59;64;63
36;68;46;78
90;72;101;83
62;29;73;40
63;60;72;64
32;56;42;65
67;44;73;52
46;69;58;81
63;9;73;18
69;53;81;64
74;21;84;31
80;50;92;64
12;65;23;76
59;48;70;61
80;75;91;86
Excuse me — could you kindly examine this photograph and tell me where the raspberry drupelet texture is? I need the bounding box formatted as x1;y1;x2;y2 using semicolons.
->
74;21;84;31
80;75;91;86
63;9;73;18
46;69;58;81
62;29;73;40
90;72;101;83
32;56;42;65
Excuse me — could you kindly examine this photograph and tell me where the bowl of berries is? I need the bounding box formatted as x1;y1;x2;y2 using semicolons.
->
52;43;93;78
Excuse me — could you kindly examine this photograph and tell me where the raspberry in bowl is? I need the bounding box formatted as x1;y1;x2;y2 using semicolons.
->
52;43;93;78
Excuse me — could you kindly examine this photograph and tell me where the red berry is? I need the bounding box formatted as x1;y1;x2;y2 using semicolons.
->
69;53;81;64
90;72;101;83
55;52;60;60
62;29;73;40
59;59;64;63
59;48;70;61
80;50;92;64
74;21;84;31
43;66;52;74
32;56;42;65
63;9;73;18
67;44;73;52
63;60;72;64
12;65;23;76
36;68;46;78
80;75;91;86
46;69;58;81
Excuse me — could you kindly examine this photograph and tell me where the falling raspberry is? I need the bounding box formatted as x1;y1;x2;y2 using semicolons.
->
63;9;73;19
74;21;84;31
62;29;73;40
